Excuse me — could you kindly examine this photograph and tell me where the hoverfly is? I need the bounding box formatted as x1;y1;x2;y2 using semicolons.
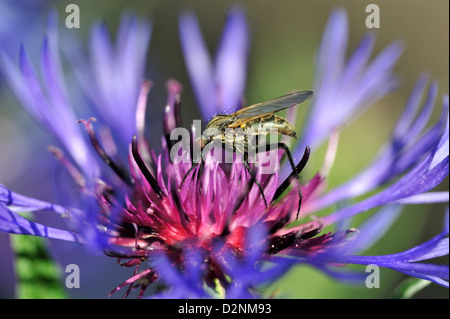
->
179;90;313;218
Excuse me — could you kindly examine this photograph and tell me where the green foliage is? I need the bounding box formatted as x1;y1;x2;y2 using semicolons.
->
392;277;432;299
10;214;67;299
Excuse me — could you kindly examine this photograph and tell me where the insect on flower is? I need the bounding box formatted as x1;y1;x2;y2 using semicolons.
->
179;90;314;218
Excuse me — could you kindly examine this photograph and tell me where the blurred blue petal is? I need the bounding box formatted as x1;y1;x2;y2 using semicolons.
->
1;23;100;180
307;76;446;212
152;248;211;299
290;8;402;180
321;107;449;224
70;12;152;148
180;6;249;120
214;6;249;113
179;11;216;120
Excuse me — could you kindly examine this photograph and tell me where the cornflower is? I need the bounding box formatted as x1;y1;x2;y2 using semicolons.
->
0;7;448;298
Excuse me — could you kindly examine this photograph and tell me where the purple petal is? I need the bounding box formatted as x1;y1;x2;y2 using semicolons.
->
342;255;449;287
153;249;208;298
313;8;348;93
214;6;249;112
1;47;45;122
395;192;449;204
82;14;152;147
1;42;99;180
287;10;402;180
384;219;448;263
357;160;444;223
88;23;114;105
393;73;430;137
179;11;216;120
322;150;448;225
393;267;449;287
0;184;67;215
317;209;449;287
116;14;152;143
163;79;183;136
338;32;375;89
431;96;449;168
19;45;49;121
0;203;78;242
403;81;438;142
40;39;99;179
305;81;448;214
409;238;449;262
345;205;403;254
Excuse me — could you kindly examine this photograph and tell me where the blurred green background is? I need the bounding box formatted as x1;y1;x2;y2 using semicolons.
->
0;0;448;298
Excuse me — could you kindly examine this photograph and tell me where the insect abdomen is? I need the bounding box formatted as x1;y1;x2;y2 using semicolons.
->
246;115;296;137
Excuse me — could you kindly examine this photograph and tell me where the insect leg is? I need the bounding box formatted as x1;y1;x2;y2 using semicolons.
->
257;142;303;219
178;161;199;190
243;138;269;208
178;139;211;190
271;146;310;204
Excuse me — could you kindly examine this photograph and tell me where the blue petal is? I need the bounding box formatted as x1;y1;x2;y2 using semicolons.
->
75;13;152;148
0;184;68;215
307;78;445;212
295;9;402;159
323;158;448;225
345;205;403;255
152;249;210;298
179;6;249;120
393;266;449;287
1;23;99;180
319;209;449;287
0;203;78;242
393;74;431;137
431;96;449;168
322;113;449;225
313;8;348;92
179;11;216;120
214;5;249;113
396;192;450;204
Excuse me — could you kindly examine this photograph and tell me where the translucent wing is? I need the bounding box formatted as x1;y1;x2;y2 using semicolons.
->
231;91;313;119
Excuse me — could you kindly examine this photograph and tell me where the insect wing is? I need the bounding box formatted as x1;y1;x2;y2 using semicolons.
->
231;91;313;119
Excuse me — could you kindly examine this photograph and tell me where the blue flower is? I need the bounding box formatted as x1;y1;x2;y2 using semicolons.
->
0;7;448;299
